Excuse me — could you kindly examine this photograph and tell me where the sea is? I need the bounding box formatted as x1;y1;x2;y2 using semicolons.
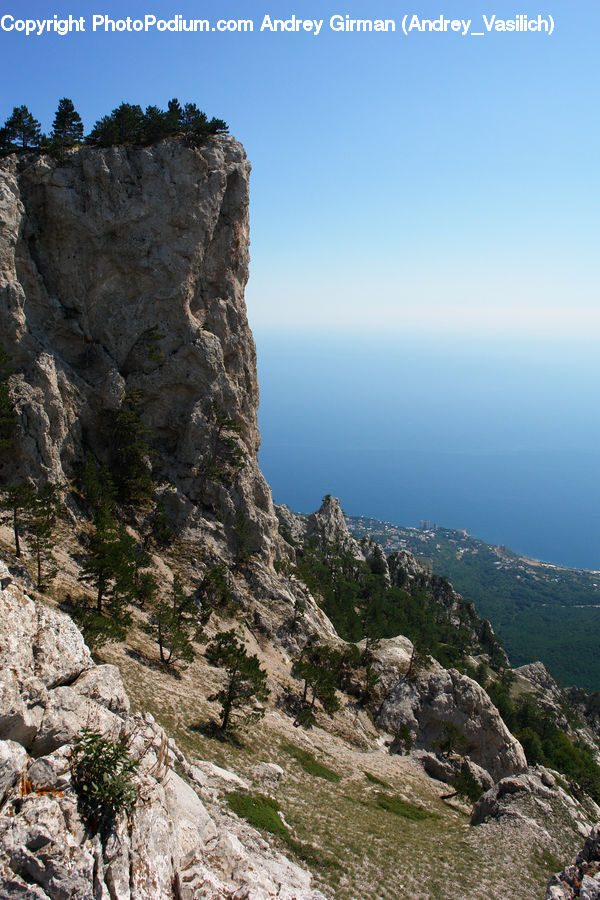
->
255;332;600;572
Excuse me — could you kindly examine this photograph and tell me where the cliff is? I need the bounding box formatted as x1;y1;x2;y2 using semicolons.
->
1;138;598;899
0;137;280;561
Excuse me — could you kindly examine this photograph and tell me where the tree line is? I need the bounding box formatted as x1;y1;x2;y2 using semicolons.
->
0;97;228;154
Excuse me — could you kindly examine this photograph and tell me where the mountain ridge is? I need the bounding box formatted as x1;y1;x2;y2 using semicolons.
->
346;515;600;692
0;136;598;899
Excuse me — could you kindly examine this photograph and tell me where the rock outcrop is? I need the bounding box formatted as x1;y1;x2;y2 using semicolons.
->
0;563;325;899
0;138;280;562
376;652;527;782
547;825;600;899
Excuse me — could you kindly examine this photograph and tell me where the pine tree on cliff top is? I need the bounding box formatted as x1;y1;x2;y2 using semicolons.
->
51;98;84;148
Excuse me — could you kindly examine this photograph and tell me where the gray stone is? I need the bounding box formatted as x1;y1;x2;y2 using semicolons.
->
378;661;527;782
0;139;284;565
72;666;130;717
0;740;28;804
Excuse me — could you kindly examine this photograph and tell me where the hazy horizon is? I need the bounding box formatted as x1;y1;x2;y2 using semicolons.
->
256;331;600;571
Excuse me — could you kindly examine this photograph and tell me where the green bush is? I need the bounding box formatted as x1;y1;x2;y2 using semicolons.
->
71;729;138;829
226;790;339;871
451;764;485;803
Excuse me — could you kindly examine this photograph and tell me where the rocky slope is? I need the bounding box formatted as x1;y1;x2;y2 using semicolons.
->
1;137;598;898
0;561;324;899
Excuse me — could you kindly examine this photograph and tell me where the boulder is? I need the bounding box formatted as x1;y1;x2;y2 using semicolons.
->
378;662;527;782
0;740;28;804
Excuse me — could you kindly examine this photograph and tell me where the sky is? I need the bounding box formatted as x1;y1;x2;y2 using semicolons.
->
2;2;599;563
1;1;598;339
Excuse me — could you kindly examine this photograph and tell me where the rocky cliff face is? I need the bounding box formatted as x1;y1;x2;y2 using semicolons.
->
2;138;597;899
0;137;279;561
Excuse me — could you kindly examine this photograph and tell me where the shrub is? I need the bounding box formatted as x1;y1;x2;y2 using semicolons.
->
71;729;138;830
364;771;391;788
451;764;485;803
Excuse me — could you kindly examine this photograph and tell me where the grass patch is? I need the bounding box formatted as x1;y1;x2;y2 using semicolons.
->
533;848;565;874
375;793;437;821
364;771;391;788
226;789;339;871
226;790;288;838
281;742;341;783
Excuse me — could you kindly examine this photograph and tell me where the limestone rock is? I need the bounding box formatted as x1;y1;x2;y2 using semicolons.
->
547;826;600;899
306;496;364;558
377;660;527;782
71;665;130;717
471;769;558;826
252;761;285;791
0;740;28;804
412;750;494;793
276;504;308;546
0;139;283;563
0;571;323;900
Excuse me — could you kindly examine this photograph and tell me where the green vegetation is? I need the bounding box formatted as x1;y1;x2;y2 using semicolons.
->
145;574;207;666
206;630;269;732
0;482;60;588
1;97;228;155
347;517;600;691
202;401;246;488
1;482;36;558
87;98;227;147
292;641;341;727
374;793;436;821
0;351;16;455
28;483;60;590
281;742;341;783
70;728;138;832
226;789;338;870
1;105;41;149
451;764;485;803
364;771;391;788
434;721;468;757
295;537;482;673
226;790;288;839
51;98;84;149
478;669;600;803
103;391;155;506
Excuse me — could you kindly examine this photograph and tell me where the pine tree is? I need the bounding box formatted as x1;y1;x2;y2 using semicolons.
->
202;401;246;487
4;106;41;148
206;631;269;732
104;391;155;505
79;508;137;641
0;483;35;558
292;641;341;727
180;103;207;132
29;483;59;590
143;106;168;143
51;98;84;148
165;98;183;132
146;575;205;666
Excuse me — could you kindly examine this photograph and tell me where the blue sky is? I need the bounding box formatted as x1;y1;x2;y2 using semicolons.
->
1;1;598;338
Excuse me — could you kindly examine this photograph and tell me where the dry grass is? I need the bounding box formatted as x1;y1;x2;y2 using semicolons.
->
0;522;586;899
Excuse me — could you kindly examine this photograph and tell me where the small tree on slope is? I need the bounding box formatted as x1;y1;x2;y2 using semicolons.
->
205;631;269;732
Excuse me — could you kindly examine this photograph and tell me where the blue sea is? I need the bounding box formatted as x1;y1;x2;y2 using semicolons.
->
255;333;600;572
